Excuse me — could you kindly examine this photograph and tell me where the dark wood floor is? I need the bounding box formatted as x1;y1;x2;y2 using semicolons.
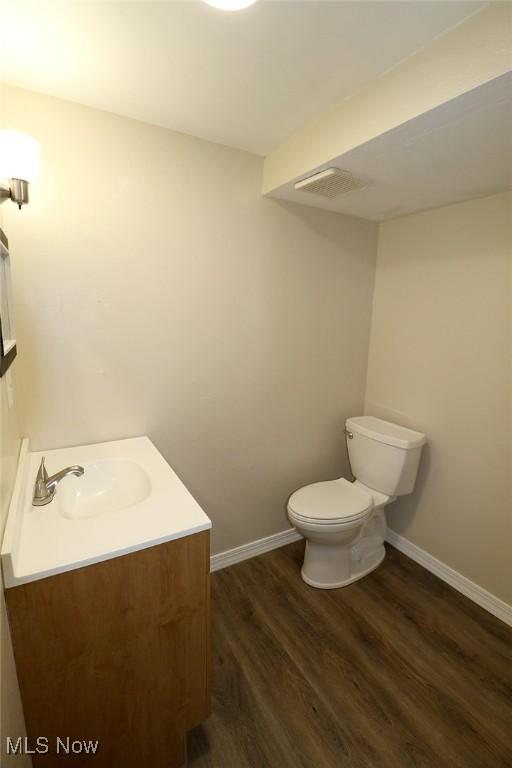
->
187;541;512;768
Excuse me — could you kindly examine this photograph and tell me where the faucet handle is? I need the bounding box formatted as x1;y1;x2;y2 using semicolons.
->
33;457;51;505
35;456;48;486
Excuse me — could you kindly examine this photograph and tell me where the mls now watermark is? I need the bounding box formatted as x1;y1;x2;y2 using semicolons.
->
6;736;99;756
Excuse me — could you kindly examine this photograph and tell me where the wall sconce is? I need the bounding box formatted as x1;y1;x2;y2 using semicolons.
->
0;130;40;210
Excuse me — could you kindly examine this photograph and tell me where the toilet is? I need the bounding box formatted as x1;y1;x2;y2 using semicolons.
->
287;416;426;589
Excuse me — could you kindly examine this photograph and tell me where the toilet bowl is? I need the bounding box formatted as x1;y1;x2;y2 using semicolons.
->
287;416;426;589
288;478;391;588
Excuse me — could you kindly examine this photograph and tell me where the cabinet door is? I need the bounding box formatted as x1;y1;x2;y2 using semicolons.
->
6;531;211;768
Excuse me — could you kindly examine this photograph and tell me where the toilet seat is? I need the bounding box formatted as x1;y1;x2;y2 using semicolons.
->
288;478;373;525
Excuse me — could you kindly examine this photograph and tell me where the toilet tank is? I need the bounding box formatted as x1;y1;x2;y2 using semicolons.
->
345;416;426;496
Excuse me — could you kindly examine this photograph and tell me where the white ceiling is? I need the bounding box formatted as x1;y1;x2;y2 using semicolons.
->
0;0;485;156
269;72;512;220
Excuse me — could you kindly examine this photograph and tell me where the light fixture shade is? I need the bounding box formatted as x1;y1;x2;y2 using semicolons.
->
203;0;258;10
0;130;40;183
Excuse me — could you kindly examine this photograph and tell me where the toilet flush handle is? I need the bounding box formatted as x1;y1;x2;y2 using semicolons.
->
345;428;354;439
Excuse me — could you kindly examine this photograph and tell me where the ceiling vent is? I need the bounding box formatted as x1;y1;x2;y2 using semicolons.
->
294;168;367;198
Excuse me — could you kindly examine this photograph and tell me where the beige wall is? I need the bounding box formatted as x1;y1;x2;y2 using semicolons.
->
1;84;378;555
365;192;512;603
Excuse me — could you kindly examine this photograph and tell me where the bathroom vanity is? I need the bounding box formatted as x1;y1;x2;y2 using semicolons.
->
2;437;211;768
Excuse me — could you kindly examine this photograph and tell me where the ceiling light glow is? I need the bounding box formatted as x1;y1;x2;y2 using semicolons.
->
203;0;259;11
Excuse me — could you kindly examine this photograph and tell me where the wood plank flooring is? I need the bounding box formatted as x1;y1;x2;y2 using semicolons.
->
187;541;512;768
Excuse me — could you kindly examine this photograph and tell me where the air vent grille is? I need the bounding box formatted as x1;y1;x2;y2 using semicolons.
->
294;168;367;198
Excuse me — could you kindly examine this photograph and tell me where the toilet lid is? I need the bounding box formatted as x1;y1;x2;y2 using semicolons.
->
288;478;373;523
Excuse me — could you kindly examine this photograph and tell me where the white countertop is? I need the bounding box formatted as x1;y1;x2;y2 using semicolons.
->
1;436;211;588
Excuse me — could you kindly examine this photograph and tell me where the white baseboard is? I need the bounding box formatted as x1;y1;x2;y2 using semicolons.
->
386;529;512;628
210;528;302;573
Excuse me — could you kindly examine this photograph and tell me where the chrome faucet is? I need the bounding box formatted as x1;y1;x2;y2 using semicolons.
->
32;457;85;506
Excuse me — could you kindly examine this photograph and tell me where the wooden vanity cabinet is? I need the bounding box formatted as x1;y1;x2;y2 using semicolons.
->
5;530;211;767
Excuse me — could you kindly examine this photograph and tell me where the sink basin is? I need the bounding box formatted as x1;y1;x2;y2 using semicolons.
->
1;436;211;587
57;458;151;520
